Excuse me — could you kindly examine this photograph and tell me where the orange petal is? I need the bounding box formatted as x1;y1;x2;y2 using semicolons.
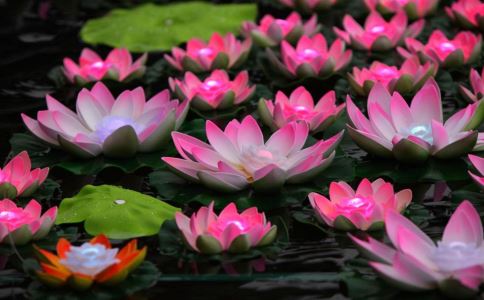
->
36;271;68;288
40;262;71;280
89;234;111;248
117;239;138;260
33;245;64;268
119;246;147;273
56;238;71;259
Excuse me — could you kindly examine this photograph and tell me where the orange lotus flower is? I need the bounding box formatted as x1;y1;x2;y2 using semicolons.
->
34;234;146;290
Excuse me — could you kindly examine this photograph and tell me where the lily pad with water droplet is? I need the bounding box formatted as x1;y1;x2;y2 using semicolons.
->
80;2;257;52
56;185;180;239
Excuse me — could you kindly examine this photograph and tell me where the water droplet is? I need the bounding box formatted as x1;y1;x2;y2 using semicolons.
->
114;199;126;205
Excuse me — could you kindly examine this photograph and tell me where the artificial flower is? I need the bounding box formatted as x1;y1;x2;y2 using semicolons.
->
445;0;484;31
460;67;484;102
365;0;439;19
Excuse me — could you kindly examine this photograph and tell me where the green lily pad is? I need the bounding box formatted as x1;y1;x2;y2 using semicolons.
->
80;2;257;52
56;185;180;239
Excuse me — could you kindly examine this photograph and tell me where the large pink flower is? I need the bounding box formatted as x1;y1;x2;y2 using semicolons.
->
399;30;482;68
22;82;188;159
334;11;424;51
266;34;352;80
0;152;48;199
258;87;345;133
350;200;484;298
468;154;484;189
309;178;412;231
175;202;277;254
348;57;437;95
279;0;337;12
164;33;251;72
162;115;343;193
241;13;320;47
0;199;57;245
346;80;484;163
63;48;147;85
460;67;484;103
446;0;484;31
365;0;439;19
169;70;255;111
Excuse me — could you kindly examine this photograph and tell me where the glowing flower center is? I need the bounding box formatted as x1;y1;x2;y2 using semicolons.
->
90;61;107;70
437;42;456;53
432;241;484;272
335;197;375;217
238;146;286;177
198;47;215;58
0;209;34;231
284;105;317;121
201;80;223;92
297;48;320;61
375;66;399;77
60;243;119;277
404;124;433;144
208;217;250;236
370;25;386;34
94;116;142;143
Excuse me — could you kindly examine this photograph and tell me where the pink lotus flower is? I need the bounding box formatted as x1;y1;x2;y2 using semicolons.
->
22;82;188;159
63;48;147;85
365;0;439;19
241;13;320;47
446;0;484;31
279;0;337;13
468;154;484;189
162;115;343;193
309;178;412;231
350;200;484;297
0;151;48;199
266;34;352;80
0;199;57;245
164;33;251;73
175;202;277;254
334;11;424;51
169;70;255;111
346;80;484;163
258;87;345;133
460;67;484;103
348;57;437;95
399;30;482;68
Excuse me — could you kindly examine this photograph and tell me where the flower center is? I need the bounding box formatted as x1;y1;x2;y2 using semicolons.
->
201;80;223;91
438;42;456;53
94;116;142;143
197;47;215;58
370;25;386;34
237;146;286;179
60;243;120;277
404;124;433;144
297;48;320;61
284;105;317;121
335;197;375;217
432;241;484;272
0;209;35;231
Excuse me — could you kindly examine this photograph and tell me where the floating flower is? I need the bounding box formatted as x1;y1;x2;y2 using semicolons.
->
175;202;277;254
63;48;147;85
279;0;337;13
350;200;484;298
0;199;57;245
364;0;439;19
398;30;482;68
445;0;484;31
346;80;484;163
348;57;437;96
0;151;48;199
333;11;424;51
22;82;188;159
468;154;484;189
460;67;484;103
164;33;251;73
266;34;352;80
35;235;146;290
162;115;343;193
309;178;412;231
241;13;320;47
169;70;255;111
258;87;345;133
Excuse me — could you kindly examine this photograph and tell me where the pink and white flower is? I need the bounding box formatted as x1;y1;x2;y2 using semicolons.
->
21;82;188;159
63;48;147;85
0;151;48;199
266;34;352;80
0;199;57;245
460;67;484;103
279;0;337;13
365;0;439;19
162;115;343;193
309;178;412;231
175;202;277;254
164;33;251;73
468;154;484;189
346;80;484;163
258;87;345;133
241;13;320;47
348;57;437;95
169;70;255;111
334;11;424;51
398;30;482;68
446;0;484;31
350;200;484;298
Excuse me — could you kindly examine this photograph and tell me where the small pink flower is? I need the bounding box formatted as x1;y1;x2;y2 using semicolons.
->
446;0;484;31
164;33;252;72
0;199;57;245
241;13;320;47
350;200;484;297
334;11;424;51
175;202;277;254
258;87;345;133
399;30;482;68
169;70;255;111
279;0;337;12
468;154;484;189
63;48;147;85
365;0;439;19
348;57;437;95
0;152;48;199
460;67;484;102
266;33;352;79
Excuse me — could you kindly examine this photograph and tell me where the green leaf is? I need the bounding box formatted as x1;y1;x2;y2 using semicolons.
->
80;2;257;52
56;185;180;239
